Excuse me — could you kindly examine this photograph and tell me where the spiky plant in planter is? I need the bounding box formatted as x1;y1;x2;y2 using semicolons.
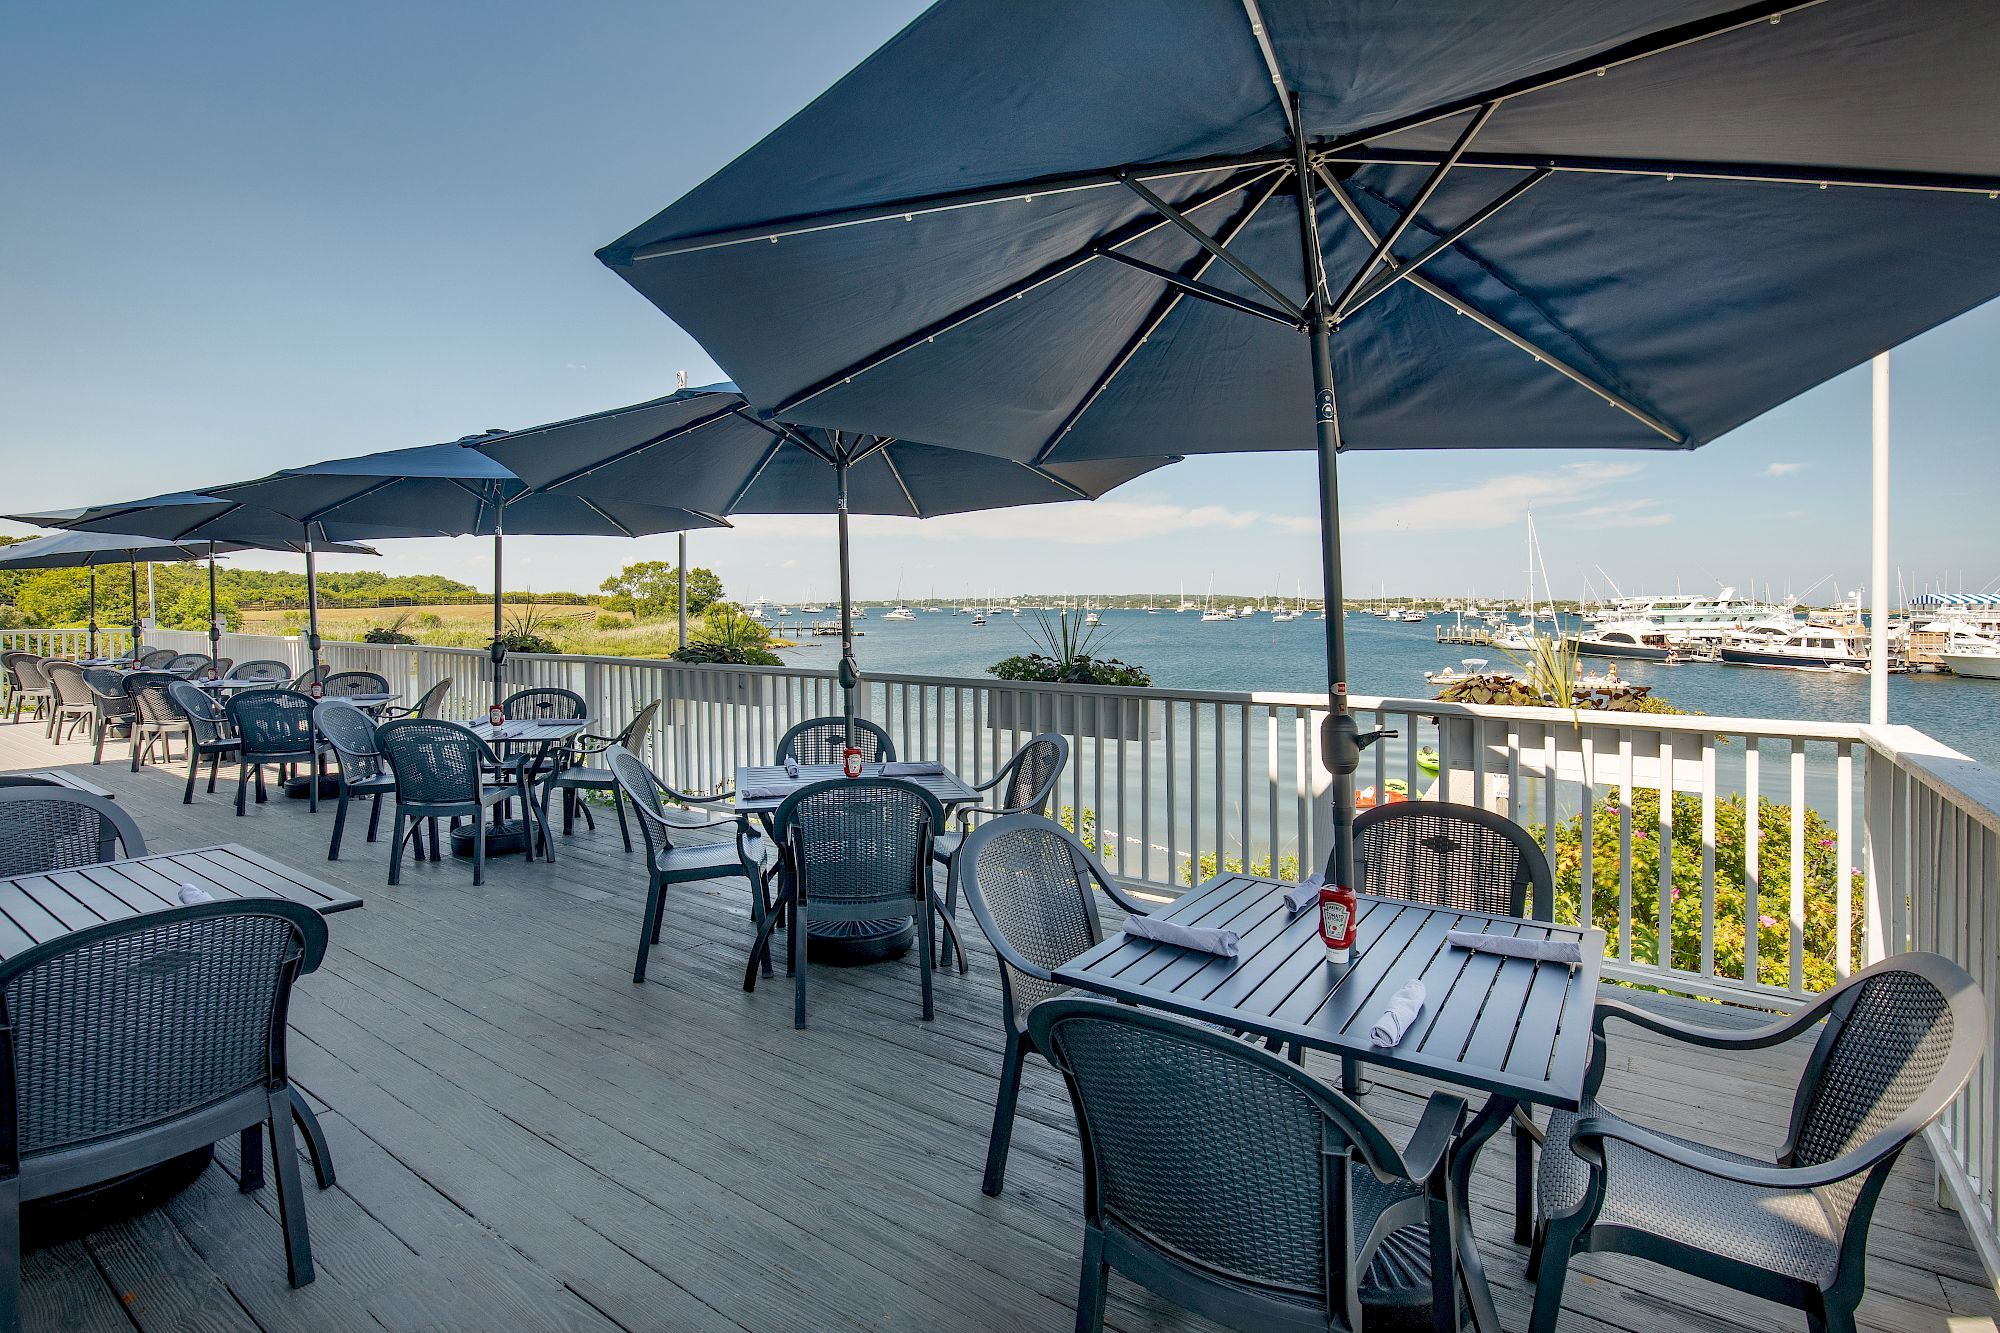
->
989;610;1152;687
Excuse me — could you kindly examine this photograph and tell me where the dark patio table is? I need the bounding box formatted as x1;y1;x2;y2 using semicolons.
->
0;843;362;1241
12;768;115;799
735;762;979;962
462;717;590;860
1054;872;1604;1333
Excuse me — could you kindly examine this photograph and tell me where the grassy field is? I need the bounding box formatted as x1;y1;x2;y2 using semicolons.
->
235;602;773;659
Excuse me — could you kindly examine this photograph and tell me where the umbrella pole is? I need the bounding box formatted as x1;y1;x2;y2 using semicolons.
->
1290;97;1357;891
836;456;858;738
677;532;688;650
88;567;98;658
208;543;221;656
130;560;142;654
490;512;506;713
304;528;322;675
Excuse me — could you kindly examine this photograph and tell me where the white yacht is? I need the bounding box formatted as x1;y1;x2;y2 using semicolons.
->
883;605;916;622
1939;626;2000;680
1591;588;1797;644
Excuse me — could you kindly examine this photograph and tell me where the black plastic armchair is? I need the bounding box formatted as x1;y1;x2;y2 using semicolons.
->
749;778;942;1029
226;689;327;815
1;654;51;728
931;731;1067;971
208;656;234;678
957;813;1147;1196
124;670;190;770
134;648;177;669
501;686;586;721
0;900;327;1328
607;745;765;983
774;715;895;766
290;664;330;692
44;663;135;763
0;788;146;877
167;680;242;804
375;719;532;887
1031;997;1471;1333
228;659;292;683
162;652;211;675
1528;952;1986;1333
550;700;660;851
384;676;452;721
321;669;390;702
314;700;397;862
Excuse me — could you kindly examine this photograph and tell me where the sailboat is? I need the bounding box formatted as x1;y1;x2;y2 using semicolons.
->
1200;575;1232;622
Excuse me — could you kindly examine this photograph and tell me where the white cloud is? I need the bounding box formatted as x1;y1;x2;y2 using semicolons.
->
1763;462;1805;477
1347;461;1646;535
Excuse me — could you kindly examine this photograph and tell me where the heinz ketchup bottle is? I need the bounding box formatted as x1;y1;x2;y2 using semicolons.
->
1319;879;1358;965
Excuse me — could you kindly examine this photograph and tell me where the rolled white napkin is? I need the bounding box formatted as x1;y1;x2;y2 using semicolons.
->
1446;929;1583;968
1283;875;1323;917
1121;914;1239;958
739;784;802;802
881;760;946;777
783;758;801;779
1370;979;1426;1048
177;884;214;905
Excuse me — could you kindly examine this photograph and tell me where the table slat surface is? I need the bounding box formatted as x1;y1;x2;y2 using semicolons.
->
467;719;588;745
15;768;115;799
1055;873;1604;1110
0;843;363;960
733;764;980;813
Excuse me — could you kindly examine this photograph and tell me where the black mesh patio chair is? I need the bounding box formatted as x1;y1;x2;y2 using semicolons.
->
1351;799;1555;1239
162;652;211;675
228;659;291;683
321;670;390;701
607;745;767;983
500;686;587;721
0;788;146;877
167;680;241;804
314;700;398;863
0;899;328;1324
931;731;1067;972
209;656;234;678
0;777;61;791
958;813;1147;1196
749;778;944;1029
1528;952;1986;1333
384;676;452;721
375;719;532;887
124;670;191;770
549;700;661;852
289;664;329;692
774;715;895;767
1030;997;1471;1333
134;648;177;669
226;689;327;815
1;654;52;728
44;663;135;764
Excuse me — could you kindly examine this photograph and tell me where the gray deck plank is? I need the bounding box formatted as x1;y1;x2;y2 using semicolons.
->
4;724;1994;1333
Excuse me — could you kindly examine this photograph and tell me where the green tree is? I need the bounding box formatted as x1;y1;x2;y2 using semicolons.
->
161;584;243;631
599;561;723;619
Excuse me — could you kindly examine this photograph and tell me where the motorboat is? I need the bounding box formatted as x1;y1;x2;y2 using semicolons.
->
1570;622;1672;661
1719;623;1875;671
1941;627;2000;680
883;606;916;622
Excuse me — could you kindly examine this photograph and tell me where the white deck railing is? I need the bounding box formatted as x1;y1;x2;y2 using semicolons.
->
110;627;2000;1271
1;627;135;660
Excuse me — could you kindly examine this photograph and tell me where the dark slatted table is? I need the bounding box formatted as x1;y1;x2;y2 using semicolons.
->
0;843;361;1236
736;763;980;961
464;717;590;859
11;768;116;799
1055;873;1604;1333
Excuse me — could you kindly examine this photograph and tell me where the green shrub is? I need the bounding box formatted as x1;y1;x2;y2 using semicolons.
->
989;609;1152;687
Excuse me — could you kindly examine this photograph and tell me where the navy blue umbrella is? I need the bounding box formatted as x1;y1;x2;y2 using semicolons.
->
598;0;2000;896
470;383;1177;724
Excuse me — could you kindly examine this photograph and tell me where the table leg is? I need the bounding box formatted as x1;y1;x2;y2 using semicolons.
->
1446;1094;1515;1333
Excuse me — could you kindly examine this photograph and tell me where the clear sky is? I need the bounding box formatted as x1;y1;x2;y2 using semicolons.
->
4;0;1995;606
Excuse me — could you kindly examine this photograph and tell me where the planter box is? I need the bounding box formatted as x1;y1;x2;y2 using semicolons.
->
673;667;766;708
988;688;1160;743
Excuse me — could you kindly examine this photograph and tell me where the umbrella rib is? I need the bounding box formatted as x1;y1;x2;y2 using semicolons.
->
535;402;747;491
576;496;638;538
876;450;923;517
1317;164;1687;444
725;440;786;512
731;408;842;468
1020;463;1090;501
1032;172;1289;465
1321;148;2000;199
1237;0;1300;141
614;149;1292;263
1327;103;1497;319
1118;172;1304;320
299;476;402;524
1094;250;1302;327
771;167;1283;417
1339;168;1551;321
1320;0;1825;154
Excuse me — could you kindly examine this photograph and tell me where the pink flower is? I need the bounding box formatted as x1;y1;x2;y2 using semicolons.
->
1670;888;1681;900
1758;914;1778;929
1818;838;1833;848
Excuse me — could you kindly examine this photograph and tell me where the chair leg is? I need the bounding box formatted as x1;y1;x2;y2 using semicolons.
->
389;810;407;885
1526;1212;1589;1333
634;874;666;983
306;749;320;813
236;759;252;816
265;1089;316;1288
1807;1294;1857;1333
208;750;222;792
239;1124;265;1192
612;786;631;852
1074;1225;1109;1333
1513;1114;1536;1246
918;897;936;1022
328;787;351;860
255;764;267;804
290;1089;336;1189
185;745;201;803
472;811;486;886
742;886;789;993
130;726;143;772
792;897;809;1029
366;793;382;842
983;1030;1029;1197
92;716;107;765
0;1172;20;1333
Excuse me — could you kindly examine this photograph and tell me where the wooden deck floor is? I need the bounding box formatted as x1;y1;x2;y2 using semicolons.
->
6;719;1996;1333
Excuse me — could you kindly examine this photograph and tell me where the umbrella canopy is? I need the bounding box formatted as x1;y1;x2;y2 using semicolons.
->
0;529;246;569
597;0;2000;897
471;384;1177;723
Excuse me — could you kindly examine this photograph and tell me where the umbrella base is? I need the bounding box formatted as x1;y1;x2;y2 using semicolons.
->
24;1147;213;1249
805;917;915;964
282;774;343;800
448;820;533;858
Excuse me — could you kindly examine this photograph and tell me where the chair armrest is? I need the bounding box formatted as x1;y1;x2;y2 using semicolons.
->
952;803;1013;827
1593;996;1823;1052
1570;1115;1889;1192
1400;1092;1468;1182
1087;865;1152;918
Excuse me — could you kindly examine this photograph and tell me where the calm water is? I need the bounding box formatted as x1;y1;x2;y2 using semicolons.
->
775;608;2000;769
